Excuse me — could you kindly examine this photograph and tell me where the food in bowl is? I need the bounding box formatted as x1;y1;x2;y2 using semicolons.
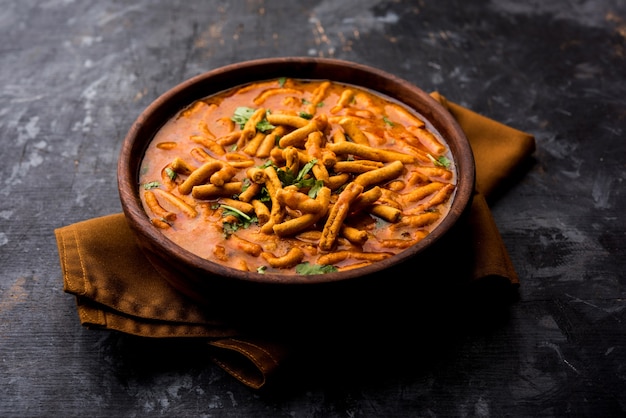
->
137;77;458;275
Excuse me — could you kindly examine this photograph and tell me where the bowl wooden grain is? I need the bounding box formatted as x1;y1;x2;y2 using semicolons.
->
117;57;475;304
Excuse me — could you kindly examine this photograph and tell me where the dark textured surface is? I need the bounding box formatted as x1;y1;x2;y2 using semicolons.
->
1;1;625;416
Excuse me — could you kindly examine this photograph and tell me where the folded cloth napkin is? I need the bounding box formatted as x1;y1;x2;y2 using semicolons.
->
55;93;535;389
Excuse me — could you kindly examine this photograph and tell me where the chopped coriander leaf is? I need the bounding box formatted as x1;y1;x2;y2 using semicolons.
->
221;205;258;238
427;153;451;168
299;177;318;190
165;167;177;180
278;77;286;87
222;222;239;238
220;204;252;221
298;112;313;119
296;159;317;182
239;179;251;195
231;106;256;128
277;167;296;186
383;116;395;126
296;262;338;275
231;107;275;132
143;181;160;189
259;160;274;169
259;186;271;202
257;265;267;274
437;156;451;168
301;98;311;105
277;159;318;189
256;119;276;132
308;180;324;199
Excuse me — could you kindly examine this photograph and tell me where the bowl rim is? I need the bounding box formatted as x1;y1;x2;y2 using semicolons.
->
118;56;475;286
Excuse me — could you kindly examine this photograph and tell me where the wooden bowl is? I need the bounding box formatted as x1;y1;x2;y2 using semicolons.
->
117;57;475;305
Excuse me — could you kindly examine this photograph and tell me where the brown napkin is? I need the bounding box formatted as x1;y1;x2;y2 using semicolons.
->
55;93;535;389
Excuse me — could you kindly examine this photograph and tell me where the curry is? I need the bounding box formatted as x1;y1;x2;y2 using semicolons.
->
138;78;456;275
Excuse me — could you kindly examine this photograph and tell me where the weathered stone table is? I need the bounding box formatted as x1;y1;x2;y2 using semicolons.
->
1;1;624;416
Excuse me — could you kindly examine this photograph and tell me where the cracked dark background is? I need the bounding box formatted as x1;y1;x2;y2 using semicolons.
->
1;0;625;416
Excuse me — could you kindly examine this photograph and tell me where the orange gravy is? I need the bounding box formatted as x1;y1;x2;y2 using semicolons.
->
139;78;456;275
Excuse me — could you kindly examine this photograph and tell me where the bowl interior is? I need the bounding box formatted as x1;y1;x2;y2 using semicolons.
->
118;57;475;288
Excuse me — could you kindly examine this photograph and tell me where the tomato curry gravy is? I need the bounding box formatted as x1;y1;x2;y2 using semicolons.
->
139;78;457;276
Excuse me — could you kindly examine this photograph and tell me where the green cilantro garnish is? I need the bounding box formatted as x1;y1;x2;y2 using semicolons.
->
295;160;316;182
438;156;451;168
295;262;338;275
276;159;318;190
307;179;324;199
220;204;257;238
222;222;239;238
231;106;275;132
238;179;251;197
259;160;274;169
165;167;177;180
231;107;256;129
220;204;252;221
276;169;296;186
383;116;395;126
257;265;267;274
258;185;271;202
427;154;451;168
298;112;313;119
143;181;160;190
256;118;276;132
278;77;287;87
